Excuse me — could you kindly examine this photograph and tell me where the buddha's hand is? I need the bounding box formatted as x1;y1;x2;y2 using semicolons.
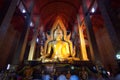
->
43;54;49;58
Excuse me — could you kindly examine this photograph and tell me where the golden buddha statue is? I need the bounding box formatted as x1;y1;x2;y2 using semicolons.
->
38;17;79;62
46;26;71;60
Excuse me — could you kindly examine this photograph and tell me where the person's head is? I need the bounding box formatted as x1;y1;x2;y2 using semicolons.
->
53;25;64;40
70;75;80;80
68;70;71;74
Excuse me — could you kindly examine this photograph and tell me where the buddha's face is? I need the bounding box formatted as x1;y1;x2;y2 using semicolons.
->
54;29;63;40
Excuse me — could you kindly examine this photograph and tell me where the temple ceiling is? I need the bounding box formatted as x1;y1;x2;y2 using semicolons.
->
23;0;82;32
0;0;119;41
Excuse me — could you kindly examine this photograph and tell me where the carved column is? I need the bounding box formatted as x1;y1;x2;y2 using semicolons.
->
79;26;89;60
19;1;35;63
77;16;88;60
19;27;30;62
12;1;34;64
97;0;119;74
28;17;40;60
12;26;28;64
82;0;100;62
0;0;19;48
97;0;120;53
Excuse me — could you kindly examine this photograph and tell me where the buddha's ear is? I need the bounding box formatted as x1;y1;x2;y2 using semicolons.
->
67;32;71;40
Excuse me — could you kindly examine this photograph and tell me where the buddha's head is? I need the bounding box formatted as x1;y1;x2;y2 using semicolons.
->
53;25;64;40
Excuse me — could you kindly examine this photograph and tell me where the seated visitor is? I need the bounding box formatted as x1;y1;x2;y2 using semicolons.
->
70;75;80;80
57;72;67;80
